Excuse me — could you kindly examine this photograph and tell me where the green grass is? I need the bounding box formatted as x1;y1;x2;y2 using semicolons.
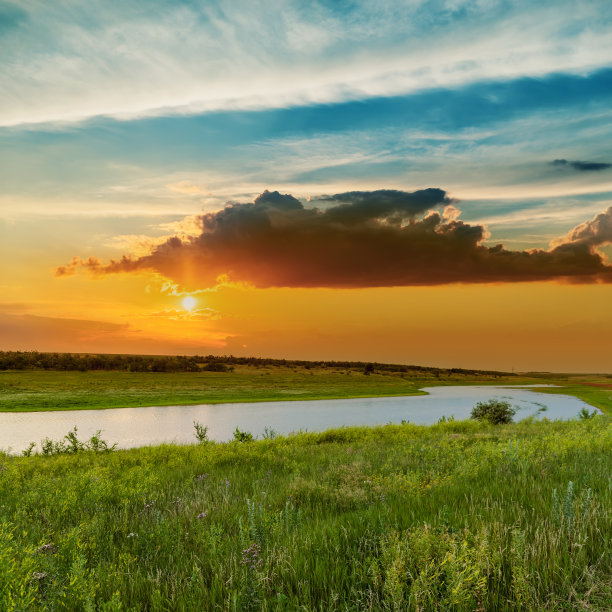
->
2;367;611;417
1;418;610;610
0;367;516;412
528;382;612;415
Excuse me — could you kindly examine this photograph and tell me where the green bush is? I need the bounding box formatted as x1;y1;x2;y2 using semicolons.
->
233;427;254;442
578;407;598;420
470;399;517;424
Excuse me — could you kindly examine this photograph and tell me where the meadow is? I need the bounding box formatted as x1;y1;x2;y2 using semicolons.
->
2;360;611;609
0;367;499;412
1;417;610;610
2;364;611;413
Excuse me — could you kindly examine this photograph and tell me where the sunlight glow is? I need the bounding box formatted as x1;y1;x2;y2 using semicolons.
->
182;296;197;311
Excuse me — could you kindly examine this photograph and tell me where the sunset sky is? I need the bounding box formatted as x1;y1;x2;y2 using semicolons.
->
1;0;612;372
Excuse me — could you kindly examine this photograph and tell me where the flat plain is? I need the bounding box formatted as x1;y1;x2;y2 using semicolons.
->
1;366;611;413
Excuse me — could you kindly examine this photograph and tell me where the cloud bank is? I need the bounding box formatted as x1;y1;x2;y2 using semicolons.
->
57;189;612;289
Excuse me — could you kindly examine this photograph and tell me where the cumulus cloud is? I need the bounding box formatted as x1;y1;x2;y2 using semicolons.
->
317;189;452;224
551;159;612;172
552;206;612;249
56;189;612;289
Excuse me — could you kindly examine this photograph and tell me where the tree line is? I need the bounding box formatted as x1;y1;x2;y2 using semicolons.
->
0;350;512;377
0;351;201;372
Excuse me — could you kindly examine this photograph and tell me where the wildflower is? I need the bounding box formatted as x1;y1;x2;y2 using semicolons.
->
240;543;262;570
197;512;207;519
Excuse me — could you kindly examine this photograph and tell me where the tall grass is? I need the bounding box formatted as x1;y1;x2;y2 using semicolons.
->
0;417;610;610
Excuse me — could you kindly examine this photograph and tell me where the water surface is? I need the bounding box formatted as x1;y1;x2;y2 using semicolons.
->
0;385;596;453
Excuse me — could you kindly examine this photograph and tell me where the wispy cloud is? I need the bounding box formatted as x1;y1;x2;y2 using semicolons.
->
2;1;611;126
147;307;219;321
551;159;612;172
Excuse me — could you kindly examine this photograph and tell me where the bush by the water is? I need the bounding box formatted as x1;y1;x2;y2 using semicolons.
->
21;426;116;456
471;399;517;424
0;417;610;610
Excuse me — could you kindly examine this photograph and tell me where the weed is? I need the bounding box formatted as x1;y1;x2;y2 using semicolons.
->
193;421;209;444
28;427;116;456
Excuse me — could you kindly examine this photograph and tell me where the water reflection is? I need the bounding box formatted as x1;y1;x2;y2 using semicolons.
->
0;385;597;454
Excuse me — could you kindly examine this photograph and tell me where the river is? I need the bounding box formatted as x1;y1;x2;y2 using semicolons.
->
0;384;598;454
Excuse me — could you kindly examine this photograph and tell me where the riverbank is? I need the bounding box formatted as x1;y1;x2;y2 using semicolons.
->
1;418;610;610
2;366;610;413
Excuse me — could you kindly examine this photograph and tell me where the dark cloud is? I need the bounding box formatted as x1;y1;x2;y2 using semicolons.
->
57;190;612;289
551;159;612;172
319;188;452;225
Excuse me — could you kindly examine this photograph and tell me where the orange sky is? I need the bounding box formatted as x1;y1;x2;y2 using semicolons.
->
2;250;611;372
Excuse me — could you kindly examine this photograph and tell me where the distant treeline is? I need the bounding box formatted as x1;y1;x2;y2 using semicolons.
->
216;355;511;377
0;351;201;372
0;350;512;377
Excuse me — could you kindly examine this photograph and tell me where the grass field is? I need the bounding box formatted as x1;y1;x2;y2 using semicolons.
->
525;379;612;415
1;366;611;415
0;367;504;412
1;418;610;610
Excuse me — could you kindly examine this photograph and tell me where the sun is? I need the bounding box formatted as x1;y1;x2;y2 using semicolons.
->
182;296;197;311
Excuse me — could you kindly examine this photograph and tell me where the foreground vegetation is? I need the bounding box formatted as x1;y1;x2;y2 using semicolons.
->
1;418;610;610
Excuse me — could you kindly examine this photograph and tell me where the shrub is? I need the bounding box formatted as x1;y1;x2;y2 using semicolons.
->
470;399;516;424
233;427;254;442
202;361;231;372
26;427;116;455
578;407;598;420
193;421;209;444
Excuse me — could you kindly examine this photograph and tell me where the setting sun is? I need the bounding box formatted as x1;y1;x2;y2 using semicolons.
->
182;296;197;311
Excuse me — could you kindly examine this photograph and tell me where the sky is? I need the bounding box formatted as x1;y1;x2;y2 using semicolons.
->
1;0;612;372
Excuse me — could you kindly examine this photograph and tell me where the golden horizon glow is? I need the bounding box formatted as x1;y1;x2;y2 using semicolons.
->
2;257;611;373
